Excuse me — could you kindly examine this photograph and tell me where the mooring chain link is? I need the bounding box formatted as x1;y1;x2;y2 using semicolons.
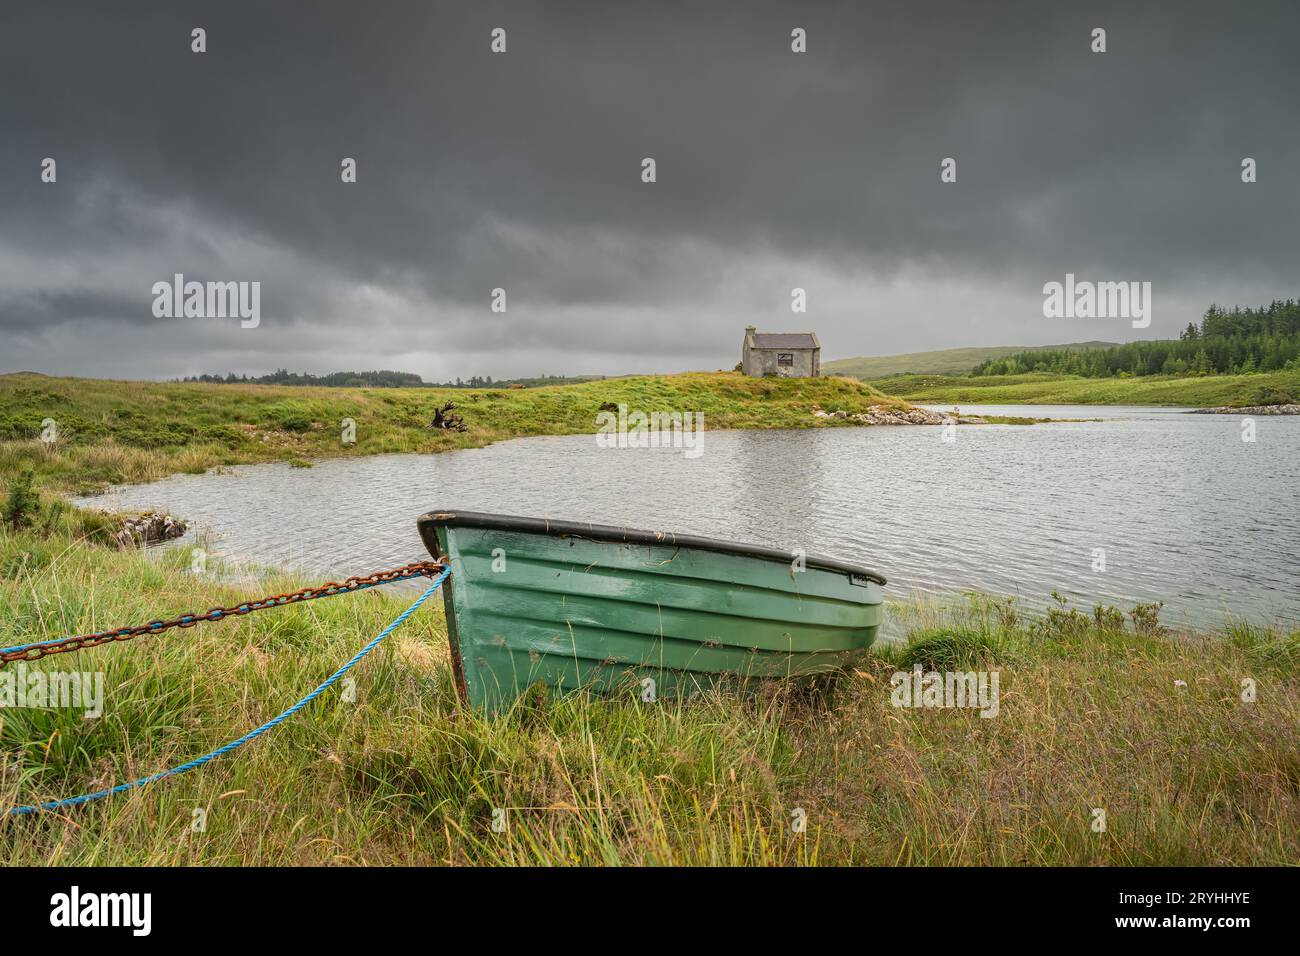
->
0;560;446;668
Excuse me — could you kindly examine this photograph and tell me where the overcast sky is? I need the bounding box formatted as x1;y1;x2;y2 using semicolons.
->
2;0;1298;381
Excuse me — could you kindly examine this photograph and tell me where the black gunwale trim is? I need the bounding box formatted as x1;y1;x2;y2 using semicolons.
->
416;510;887;585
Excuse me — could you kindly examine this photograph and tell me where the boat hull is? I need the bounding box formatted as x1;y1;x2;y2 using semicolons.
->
417;512;885;714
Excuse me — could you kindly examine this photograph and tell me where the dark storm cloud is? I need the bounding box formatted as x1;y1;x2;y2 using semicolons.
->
1;0;1298;378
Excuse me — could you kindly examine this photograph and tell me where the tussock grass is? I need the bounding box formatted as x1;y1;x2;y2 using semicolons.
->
1;533;1295;865
1226;620;1300;676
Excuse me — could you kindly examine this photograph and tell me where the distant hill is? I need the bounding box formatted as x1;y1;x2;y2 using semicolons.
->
823;342;1120;380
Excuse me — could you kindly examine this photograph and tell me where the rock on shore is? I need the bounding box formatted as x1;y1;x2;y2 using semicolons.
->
1189;404;1300;415
813;405;985;426
114;512;188;548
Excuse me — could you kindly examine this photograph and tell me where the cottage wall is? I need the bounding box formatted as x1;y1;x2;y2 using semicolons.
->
746;348;818;377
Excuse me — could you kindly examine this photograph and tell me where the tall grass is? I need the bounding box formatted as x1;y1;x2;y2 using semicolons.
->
1;531;1295;865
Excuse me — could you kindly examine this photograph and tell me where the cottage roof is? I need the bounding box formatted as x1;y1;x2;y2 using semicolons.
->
748;331;820;349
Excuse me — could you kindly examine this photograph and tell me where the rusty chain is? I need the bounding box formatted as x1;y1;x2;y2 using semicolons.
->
0;560;446;668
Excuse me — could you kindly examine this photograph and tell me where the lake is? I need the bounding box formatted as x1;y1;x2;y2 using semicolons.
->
77;404;1300;633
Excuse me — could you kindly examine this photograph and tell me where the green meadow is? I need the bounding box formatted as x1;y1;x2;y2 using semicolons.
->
869;368;1300;406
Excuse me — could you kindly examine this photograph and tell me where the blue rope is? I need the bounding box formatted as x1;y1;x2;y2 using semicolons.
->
7;567;449;816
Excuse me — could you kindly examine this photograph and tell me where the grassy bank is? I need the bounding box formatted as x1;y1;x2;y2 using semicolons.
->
0;372;908;497
1;530;1295;865
824;341;1117;379
870;368;1300;406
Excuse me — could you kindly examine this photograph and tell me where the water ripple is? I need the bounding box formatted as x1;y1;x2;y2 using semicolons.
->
77;405;1300;631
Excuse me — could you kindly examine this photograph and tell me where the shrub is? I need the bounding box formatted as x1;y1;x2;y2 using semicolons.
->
277;415;312;433
3;470;39;529
196;424;245;446
1129;601;1168;636
1037;591;1091;639
258;401;317;433
0;416;39;441
114;423;195;448
1092;604;1125;632
1245;385;1297;407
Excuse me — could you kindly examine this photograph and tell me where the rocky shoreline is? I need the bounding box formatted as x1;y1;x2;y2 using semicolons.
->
113;512;188;548
1189;403;1300;415
814;405;986;426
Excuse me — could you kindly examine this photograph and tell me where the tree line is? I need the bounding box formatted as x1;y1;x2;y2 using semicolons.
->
180;369;429;388
972;299;1300;378
177;369;604;388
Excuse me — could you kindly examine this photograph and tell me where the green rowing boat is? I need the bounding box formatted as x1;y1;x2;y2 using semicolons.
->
417;511;886;714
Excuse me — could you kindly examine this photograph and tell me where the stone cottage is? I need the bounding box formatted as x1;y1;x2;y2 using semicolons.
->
740;326;820;378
